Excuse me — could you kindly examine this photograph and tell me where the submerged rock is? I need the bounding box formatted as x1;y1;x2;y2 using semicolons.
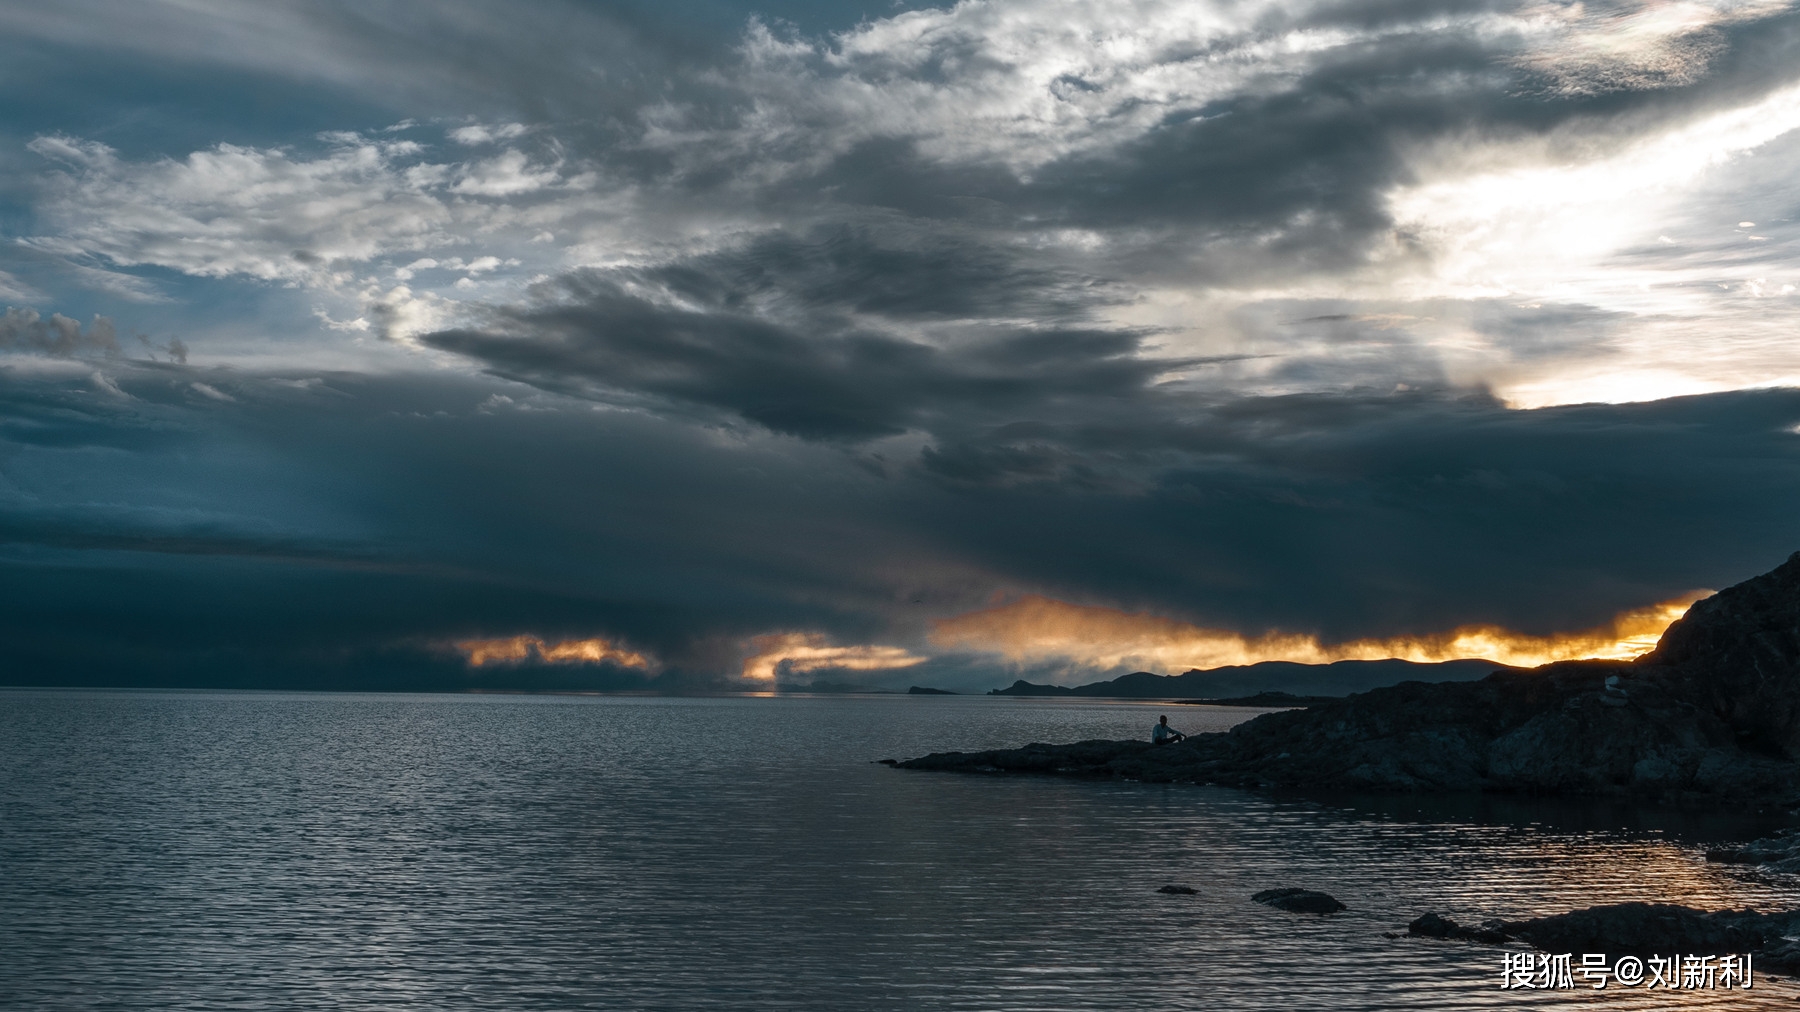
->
898;552;1800;804
1252;888;1345;914
1157;884;1197;895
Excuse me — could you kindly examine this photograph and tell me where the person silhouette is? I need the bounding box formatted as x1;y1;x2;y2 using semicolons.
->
1152;714;1185;745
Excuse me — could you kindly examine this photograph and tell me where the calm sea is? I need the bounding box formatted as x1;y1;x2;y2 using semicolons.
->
4;689;1799;1010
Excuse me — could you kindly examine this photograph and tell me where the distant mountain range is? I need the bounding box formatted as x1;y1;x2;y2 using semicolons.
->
988;658;1512;699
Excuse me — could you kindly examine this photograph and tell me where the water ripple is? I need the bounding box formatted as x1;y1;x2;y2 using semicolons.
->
3;690;1797;1010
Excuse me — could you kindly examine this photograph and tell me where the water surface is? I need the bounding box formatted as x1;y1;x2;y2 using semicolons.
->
4;689;1797;1009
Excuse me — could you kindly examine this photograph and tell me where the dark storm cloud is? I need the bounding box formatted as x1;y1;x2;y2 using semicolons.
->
5;355;1800;690
904;387;1800;642
423;228;1171;442
680;225;1116;322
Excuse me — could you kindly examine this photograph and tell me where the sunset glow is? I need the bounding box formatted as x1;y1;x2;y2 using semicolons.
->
930;592;1708;674
739;633;928;683
456;635;650;669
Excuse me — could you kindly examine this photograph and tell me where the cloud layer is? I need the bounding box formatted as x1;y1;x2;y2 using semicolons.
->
3;359;1797;689
3;0;1800;688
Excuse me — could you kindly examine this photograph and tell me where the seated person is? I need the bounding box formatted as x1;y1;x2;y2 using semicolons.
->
1152;714;1185;745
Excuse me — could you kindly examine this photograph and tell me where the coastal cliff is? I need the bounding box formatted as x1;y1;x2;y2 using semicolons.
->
900;553;1800;804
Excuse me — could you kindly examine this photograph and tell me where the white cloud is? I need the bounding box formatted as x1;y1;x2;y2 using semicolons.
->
90;370;128;397
451;149;561;196
361;284;453;343
28;138;454;283
1376;79;1800;403
19;134;601;341
313;309;371;332
654;1;1318;177
1510;0;1792;95
0;269;45;302
644;0;1787;182
449;122;529;145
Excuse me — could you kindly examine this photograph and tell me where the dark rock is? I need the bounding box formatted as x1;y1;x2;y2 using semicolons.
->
1408;912;1510;943
903;552;1800;804
1501;903;1762;956
1705;828;1800;872
1410;902;1800;972
1407;912;1458;938
1157;884;1197;895
875;758;898;765
1640;554;1800;759
1252;888;1345;914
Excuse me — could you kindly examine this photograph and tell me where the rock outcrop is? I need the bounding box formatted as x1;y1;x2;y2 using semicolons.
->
899;552;1800;803
1410;902;1800;972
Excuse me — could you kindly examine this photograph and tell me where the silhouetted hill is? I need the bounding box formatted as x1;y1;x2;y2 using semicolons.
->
1178;691;1340;708
988;658;1508;699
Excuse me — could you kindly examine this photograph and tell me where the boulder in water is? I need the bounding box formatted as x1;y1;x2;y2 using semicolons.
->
1252;888;1345;914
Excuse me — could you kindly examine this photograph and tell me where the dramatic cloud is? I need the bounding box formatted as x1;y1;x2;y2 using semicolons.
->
739;633;929;683
422;231;1159;442
2;0;1800;689
2;356;1797;689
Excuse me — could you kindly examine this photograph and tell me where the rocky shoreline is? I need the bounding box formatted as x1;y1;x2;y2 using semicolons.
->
899;552;1800;806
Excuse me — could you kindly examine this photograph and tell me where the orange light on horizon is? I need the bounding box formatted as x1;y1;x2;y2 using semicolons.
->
456;634;651;669
928;591;1708;674
740;632;928;682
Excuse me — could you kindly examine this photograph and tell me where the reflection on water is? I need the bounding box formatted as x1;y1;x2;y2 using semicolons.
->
3;690;1798;1010
1295;788;1800;842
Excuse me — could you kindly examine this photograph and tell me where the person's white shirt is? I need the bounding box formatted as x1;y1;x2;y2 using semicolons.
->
1152;722;1181;742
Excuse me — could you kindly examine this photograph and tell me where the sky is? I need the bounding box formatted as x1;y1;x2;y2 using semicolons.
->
3;0;1800;693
